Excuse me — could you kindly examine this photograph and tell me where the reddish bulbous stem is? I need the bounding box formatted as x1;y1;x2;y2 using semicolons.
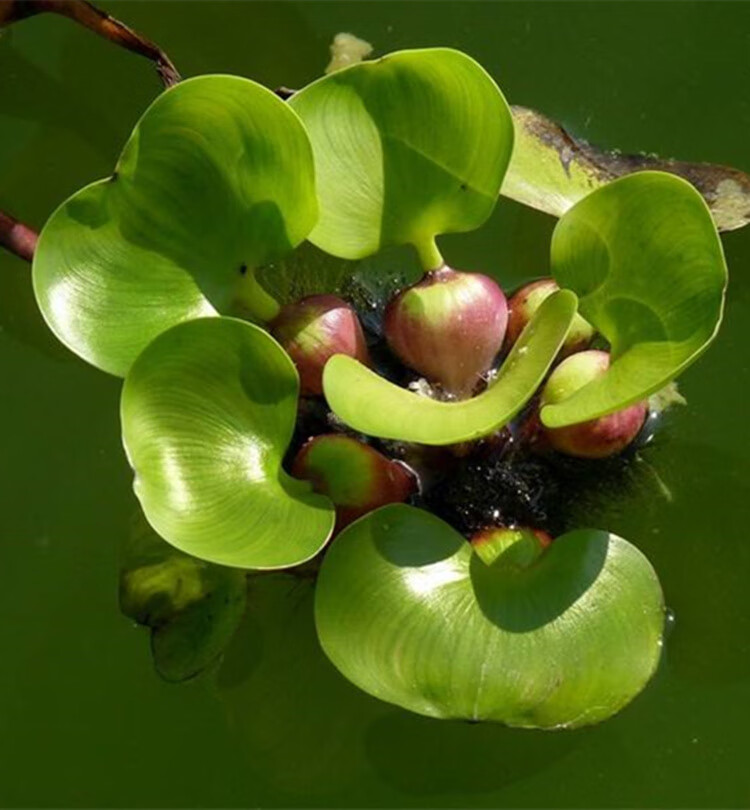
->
470;525;553;567
384;266;508;399
271;295;370;396
506;278;594;357
544;403;648;459
292;434;417;533
540;350;648;459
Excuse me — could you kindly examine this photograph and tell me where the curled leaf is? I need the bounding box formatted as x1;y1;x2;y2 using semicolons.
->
121;317;335;569
323;289;577;445
541;171;727;428
648;381;687;414
33;75;317;376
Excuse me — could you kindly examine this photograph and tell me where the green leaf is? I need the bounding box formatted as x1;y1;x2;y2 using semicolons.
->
289;48;514;269
315;504;664;728
541;171;727;428
33;75;317;377
504;106;750;233
121;316;335;569
120;513;247;682
322;289;578;445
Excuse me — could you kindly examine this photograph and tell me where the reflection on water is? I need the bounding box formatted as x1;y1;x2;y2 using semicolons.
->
217;576;383;800
365;709;579;797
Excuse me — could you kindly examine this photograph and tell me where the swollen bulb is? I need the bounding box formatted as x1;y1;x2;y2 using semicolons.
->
384;266;508;398
271;295;369;396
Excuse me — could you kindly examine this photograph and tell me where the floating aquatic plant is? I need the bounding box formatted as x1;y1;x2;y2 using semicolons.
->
28;44;729;729
315;506;664;728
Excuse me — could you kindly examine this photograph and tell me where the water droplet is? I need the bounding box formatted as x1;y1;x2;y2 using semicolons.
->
664;607;676;637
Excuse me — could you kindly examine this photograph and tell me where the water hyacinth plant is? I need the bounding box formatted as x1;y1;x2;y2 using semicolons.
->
29;45;729;727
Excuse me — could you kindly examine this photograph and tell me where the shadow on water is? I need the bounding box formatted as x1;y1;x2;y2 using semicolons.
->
364;709;583;798
216;576;383;802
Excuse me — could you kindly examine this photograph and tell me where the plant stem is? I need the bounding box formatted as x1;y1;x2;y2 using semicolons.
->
0;211;38;263
415;237;444;272
232;266;281;323
0;0;180;88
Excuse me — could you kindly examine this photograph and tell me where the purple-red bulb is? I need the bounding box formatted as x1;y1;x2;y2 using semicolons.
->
384;266;508;398
540;350;648;459
470;525;553;567
292;434;417;532
506;278;594;357
271;294;369;396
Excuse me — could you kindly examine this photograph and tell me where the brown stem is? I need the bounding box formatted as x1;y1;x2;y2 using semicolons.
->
0;211;38;263
0;0;180;88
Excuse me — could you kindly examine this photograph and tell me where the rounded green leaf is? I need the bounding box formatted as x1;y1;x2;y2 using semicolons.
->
542;171;727;428
33;75;317;377
121;317;335;569
322;289;578;445
289;48;513;268
315;504;664;728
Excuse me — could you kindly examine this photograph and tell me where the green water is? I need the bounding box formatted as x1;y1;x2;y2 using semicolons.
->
1;1;749;806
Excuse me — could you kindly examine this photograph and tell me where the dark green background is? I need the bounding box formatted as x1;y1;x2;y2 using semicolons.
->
1;2;749;807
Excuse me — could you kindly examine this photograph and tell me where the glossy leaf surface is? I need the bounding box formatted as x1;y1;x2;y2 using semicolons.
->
315;505;664;728
121;317;334;569
290;48;513;267
323;289;577;445
33;75;317;376
120;514;246;682
542;171;727;428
